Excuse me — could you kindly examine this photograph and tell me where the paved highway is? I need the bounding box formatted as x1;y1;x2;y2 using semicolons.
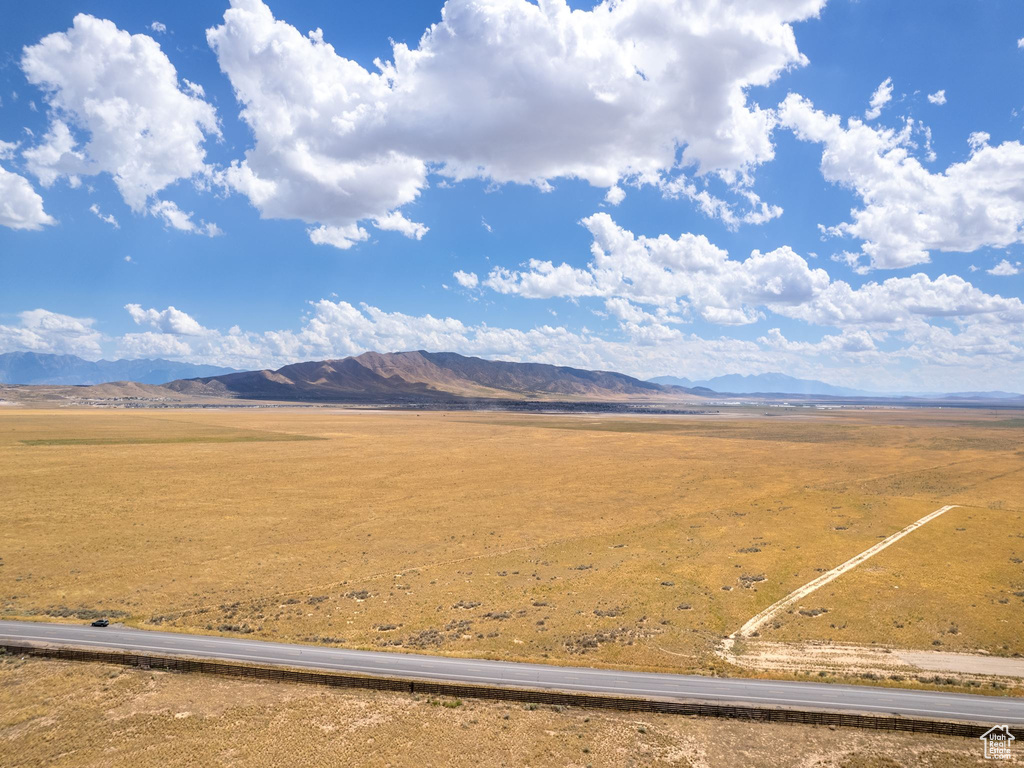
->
2;620;1022;725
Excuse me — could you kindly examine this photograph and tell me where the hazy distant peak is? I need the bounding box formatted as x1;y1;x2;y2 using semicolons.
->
0;351;239;386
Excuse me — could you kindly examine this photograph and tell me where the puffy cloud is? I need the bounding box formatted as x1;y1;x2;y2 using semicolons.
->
182;80;206;99
830;250;868;275
118;331;193;359
988;259;1021;276
603;298;684;345
758;327;879;355
909;322;1024;366
968;131;990;152
88;203;118;228
927;89;947;105
373;211;428;240
604;186;626;206
864;77;893;120
0;309;103;357
486;260;599;301
453;270;479;289
0;163;56;230
21;14;219;211
660;178;784;228
485;212;829;323
780;272;1024;327
206;0;824;241
21;120;82;188
779;93;1024;268
149;200;222;236
308;224;369;250
479;214;1024;344
150;21;167;34
206;1;425;247
125;304;207;336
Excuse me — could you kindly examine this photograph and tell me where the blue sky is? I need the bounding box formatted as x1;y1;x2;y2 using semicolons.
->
1;0;1022;391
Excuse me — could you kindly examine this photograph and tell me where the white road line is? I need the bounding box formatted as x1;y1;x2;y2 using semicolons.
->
733;505;958;640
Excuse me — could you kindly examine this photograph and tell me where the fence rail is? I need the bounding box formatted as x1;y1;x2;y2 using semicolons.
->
0;643;991;738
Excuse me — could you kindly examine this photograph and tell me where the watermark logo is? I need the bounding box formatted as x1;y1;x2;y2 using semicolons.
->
980;725;1015;760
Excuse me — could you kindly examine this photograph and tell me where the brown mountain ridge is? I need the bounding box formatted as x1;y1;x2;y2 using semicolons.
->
165;350;701;403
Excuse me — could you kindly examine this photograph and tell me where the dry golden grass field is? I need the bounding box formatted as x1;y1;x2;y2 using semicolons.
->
0;656;1002;767
0;407;1022;681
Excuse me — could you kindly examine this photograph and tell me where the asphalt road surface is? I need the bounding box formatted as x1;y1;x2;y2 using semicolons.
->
2;620;1022;725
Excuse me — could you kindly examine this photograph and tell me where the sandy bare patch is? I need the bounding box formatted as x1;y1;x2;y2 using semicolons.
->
730;640;912;675
897;651;1024;679
727;639;1024;689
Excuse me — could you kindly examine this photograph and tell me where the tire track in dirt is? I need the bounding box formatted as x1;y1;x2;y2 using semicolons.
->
728;504;959;644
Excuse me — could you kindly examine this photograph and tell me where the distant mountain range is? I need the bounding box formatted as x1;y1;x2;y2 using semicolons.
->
649;372;1023;400
649;372;870;397
2;351;1019;403
165;350;698;403
0;352;238;386
925;391;1024;400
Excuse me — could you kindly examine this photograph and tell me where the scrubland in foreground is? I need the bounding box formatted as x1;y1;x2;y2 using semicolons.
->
0;408;1021;680
0;656;999;767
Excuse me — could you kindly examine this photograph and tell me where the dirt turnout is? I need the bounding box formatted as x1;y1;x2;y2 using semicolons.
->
723;640;1024;687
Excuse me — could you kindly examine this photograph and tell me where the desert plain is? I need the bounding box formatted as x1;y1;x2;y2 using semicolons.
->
0;406;1021;685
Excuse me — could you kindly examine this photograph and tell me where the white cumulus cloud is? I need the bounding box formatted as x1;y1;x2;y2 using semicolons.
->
206;0;824;245
0;163;56;230
604;186;626;206
864;77;893;120
308;224;370;250
125;304;208;336
480;214;1024;340
22;14;219;212
779;93;1024;268
987;259;1021;276
149;200;222;236
0;309;103;357
485;212;830;325
927;89;946;105
373;211;429;240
